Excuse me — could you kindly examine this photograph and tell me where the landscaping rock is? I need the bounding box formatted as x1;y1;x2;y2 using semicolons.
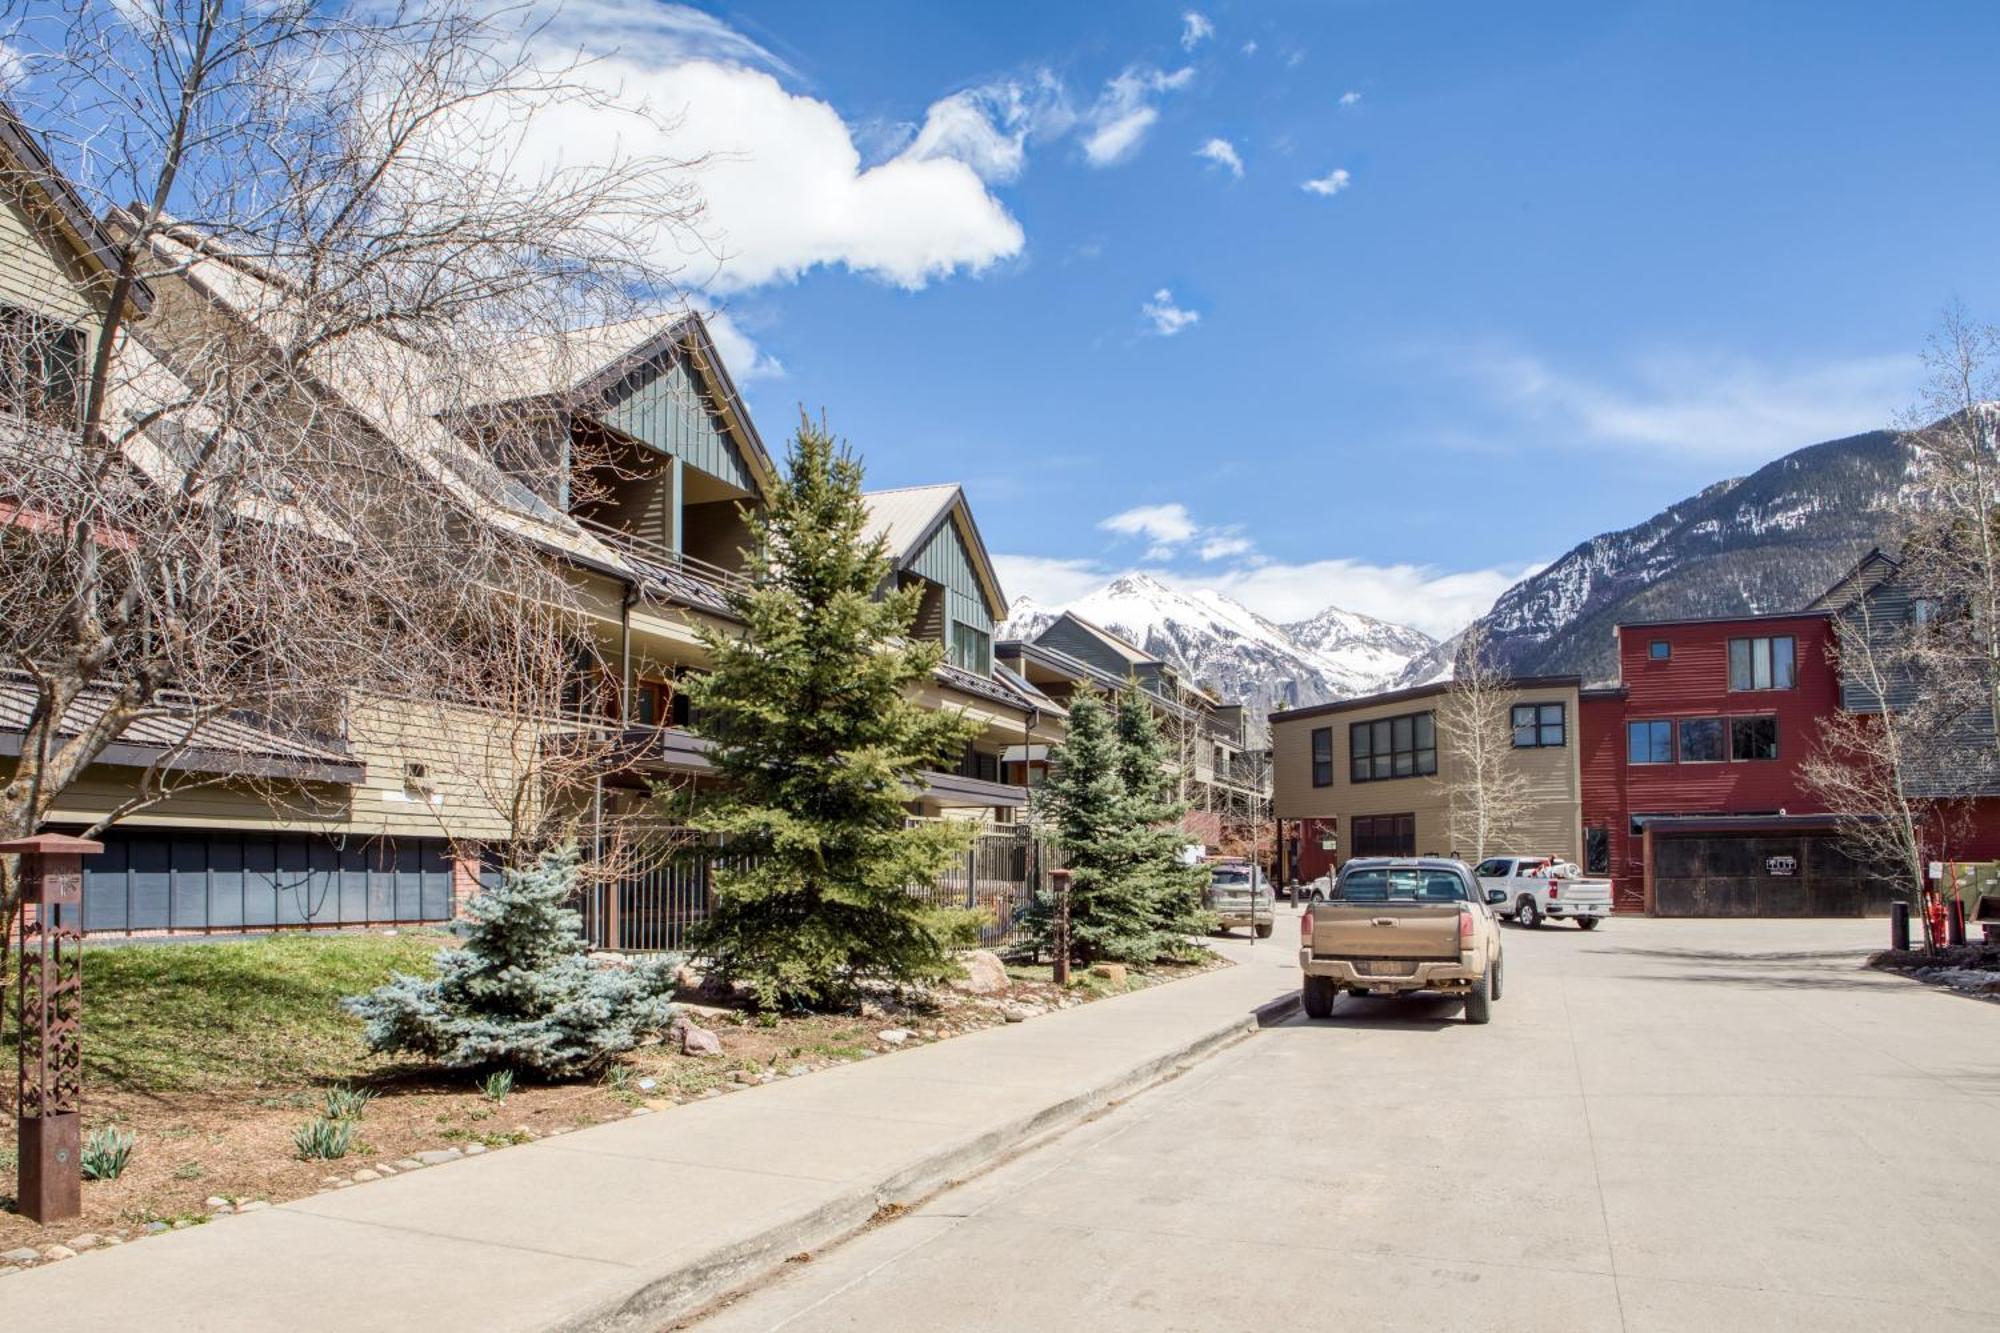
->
859;1001;886;1020
350;1169;381;1182
587;950;635;969
877;1028;912;1046
143;1223;169;1236
394;1158;423;1171
101;1235;124;1246
67;1234;101;1251
416;1149;463;1166
374;1164;398;1176
2;1248;40;1264
463;1144;487;1156
203;1196;229;1210
673;964;703;991
954;949;1009;995
1087;963;1128;985
320;1176;347;1187
235;1201;270;1213
681;1021;724;1056
787;1064;809;1077
170;1220;191;1230
728;1068;753;1084
41;1245;76;1262
1001;1005;1030;1023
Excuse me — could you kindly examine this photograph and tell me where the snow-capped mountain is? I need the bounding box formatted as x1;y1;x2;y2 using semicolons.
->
999;573;1435;721
1393;428;1908;686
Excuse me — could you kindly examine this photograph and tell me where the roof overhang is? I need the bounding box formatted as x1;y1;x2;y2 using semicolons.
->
0;100;153;315
918;770;1027;809
0;730;364;786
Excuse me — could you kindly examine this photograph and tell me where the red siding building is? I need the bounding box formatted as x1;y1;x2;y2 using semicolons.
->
1578;611;1877;914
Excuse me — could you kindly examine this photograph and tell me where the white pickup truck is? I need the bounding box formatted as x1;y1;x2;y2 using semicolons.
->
1474;856;1613;930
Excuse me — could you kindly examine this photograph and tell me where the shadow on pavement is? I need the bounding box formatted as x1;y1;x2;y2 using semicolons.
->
1298;994;1464;1032
1587;946;1872;964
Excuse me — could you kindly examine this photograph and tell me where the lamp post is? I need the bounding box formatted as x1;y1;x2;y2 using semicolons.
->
6;834;100;1224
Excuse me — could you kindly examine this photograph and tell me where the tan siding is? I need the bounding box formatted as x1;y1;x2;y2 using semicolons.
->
0;190;103;331
37;768;355;831
340;695;524;842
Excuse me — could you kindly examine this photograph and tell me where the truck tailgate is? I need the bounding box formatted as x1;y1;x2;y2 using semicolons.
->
1310;904;1462;960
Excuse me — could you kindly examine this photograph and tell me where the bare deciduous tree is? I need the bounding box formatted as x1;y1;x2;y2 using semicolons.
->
1434;622;1532;864
0;0;704;953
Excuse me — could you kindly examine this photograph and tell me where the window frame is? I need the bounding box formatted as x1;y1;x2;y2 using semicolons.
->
1648;640;1671;661
1510;701;1567;749
1729;714;1779;762
1627;718;1674;765
1309;726;1333;788
1349;711;1437;783
1677;717;1725;764
1727;634;1797;692
1350;812;1417;858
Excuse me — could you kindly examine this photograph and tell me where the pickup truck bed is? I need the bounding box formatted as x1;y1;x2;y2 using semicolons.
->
1299;858;1504;1024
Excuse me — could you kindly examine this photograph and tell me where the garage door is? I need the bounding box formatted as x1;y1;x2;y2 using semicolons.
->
1650;832;1893;916
80;831;458;933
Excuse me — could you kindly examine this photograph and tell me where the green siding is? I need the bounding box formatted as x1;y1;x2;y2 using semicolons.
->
600;356;754;493
912;514;992;633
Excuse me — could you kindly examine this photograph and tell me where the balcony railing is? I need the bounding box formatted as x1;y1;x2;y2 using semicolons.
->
572;514;754;613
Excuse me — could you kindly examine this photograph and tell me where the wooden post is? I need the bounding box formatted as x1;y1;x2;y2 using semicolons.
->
5;834;101;1225
1056;860;1072;984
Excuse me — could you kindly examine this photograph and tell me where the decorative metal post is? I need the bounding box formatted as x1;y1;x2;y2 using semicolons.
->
6;834;99;1224
1050;868;1072;987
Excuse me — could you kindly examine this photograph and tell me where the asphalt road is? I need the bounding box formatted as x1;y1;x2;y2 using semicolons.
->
693;914;2000;1332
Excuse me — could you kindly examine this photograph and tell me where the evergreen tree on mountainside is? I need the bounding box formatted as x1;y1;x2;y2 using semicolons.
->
1114;682;1212;949
676;417;981;1010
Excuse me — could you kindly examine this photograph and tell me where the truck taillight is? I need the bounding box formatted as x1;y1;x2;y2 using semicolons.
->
1300;908;1314;945
1458;908;1475;940
1547;881;1559;899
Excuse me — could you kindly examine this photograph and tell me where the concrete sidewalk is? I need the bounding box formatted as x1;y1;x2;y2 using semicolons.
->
0;935;1300;1332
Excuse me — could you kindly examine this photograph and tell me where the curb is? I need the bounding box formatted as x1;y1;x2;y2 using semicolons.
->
564;986;1300;1333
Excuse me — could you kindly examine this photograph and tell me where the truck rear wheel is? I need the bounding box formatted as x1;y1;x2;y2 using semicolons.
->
1302;975;1337;1019
1516;897;1542;929
1575;917;1600;931
1464;968;1493;1025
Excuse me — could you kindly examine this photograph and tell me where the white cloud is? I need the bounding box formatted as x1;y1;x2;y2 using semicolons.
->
1140;288;1200;336
1301;168;1352;197
1241;40;1259;56
1468;348;1915;463
498;13;1024;292
1081;66;1196;167
1285;49;1306;69
993;554;1112;613
1101;503;1199;545
1180;11;1215;51
1195;137;1243;178
698;306;785;381
901;71;1073;185
1339;90;1362;108
1198;534;1253;561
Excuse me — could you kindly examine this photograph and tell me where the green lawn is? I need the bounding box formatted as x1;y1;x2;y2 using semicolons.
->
4;931;449;1093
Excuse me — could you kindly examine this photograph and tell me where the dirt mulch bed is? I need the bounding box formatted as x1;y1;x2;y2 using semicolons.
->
1869;942;2000;1002
1;942;1224;1261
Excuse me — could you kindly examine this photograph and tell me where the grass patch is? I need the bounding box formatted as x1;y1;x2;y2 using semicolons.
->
0;931;451;1093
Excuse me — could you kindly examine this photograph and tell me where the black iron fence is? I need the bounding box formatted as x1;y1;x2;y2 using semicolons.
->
577;823;1061;954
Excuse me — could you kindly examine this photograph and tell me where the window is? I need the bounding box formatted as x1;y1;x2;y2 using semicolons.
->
0;304;85;426
1350;711;1436;783
950;622;992;674
1678;717;1724;762
1627;720;1673;764
1730;715;1778;761
1310;727;1333;787
1350;813;1416;858
1648;640;1671;661
1728;635;1796;691
1511;702;1566;748
1472;858;1507;879
1336;865;1465;902
1585;827;1611;875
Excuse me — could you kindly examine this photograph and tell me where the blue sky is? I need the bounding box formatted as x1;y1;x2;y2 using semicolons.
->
500;4;2000;633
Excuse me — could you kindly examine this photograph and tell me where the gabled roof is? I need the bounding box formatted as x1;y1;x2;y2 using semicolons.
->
0;100;152;314
1046;611;1154;666
1807;546;1903;611
861;483;1008;620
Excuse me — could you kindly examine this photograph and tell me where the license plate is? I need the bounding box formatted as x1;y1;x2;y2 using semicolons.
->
1363;960;1411;977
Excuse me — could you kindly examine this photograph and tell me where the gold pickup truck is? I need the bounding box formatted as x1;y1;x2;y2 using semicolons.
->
1297;858;1506;1024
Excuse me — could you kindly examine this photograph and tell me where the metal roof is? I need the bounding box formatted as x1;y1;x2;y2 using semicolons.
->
861;485;1009;621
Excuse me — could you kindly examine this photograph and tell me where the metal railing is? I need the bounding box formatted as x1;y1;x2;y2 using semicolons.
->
578;824;1061;954
572;513;754;608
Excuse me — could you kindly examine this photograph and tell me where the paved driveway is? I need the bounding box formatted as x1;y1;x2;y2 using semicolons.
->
697;916;2000;1332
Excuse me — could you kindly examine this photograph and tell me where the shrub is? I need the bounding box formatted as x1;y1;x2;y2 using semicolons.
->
343;844;679;1078
322;1084;377;1120
293;1117;354;1161
81;1126;136;1180
479;1069;514;1103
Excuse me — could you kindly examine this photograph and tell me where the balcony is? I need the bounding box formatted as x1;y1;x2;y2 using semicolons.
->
573;514;753;615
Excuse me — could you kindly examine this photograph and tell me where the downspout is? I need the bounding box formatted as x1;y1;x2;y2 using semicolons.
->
619;581;638;719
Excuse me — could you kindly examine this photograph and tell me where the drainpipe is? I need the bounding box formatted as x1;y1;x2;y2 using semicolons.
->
619;580;638;719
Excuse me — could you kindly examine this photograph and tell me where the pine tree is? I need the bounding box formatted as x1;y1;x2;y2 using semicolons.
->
343;844;679;1078
1031;690;1170;963
679;417;981;1009
1114;682;1213;948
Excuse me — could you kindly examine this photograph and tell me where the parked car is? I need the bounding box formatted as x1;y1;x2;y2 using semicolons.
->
1473;856;1613;929
1206;861;1275;938
1298;857;1505;1024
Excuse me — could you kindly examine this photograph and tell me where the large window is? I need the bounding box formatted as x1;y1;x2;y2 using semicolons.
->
0;304;85;426
1350;813;1416;858
1627;720;1673;765
1350;711;1436;782
950;622;992;674
1728;635;1796;691
1584;827;1611;875
1730;715;1778;761
1310;727;1333;787
1678;717;1724;763
1511;702;1566;748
